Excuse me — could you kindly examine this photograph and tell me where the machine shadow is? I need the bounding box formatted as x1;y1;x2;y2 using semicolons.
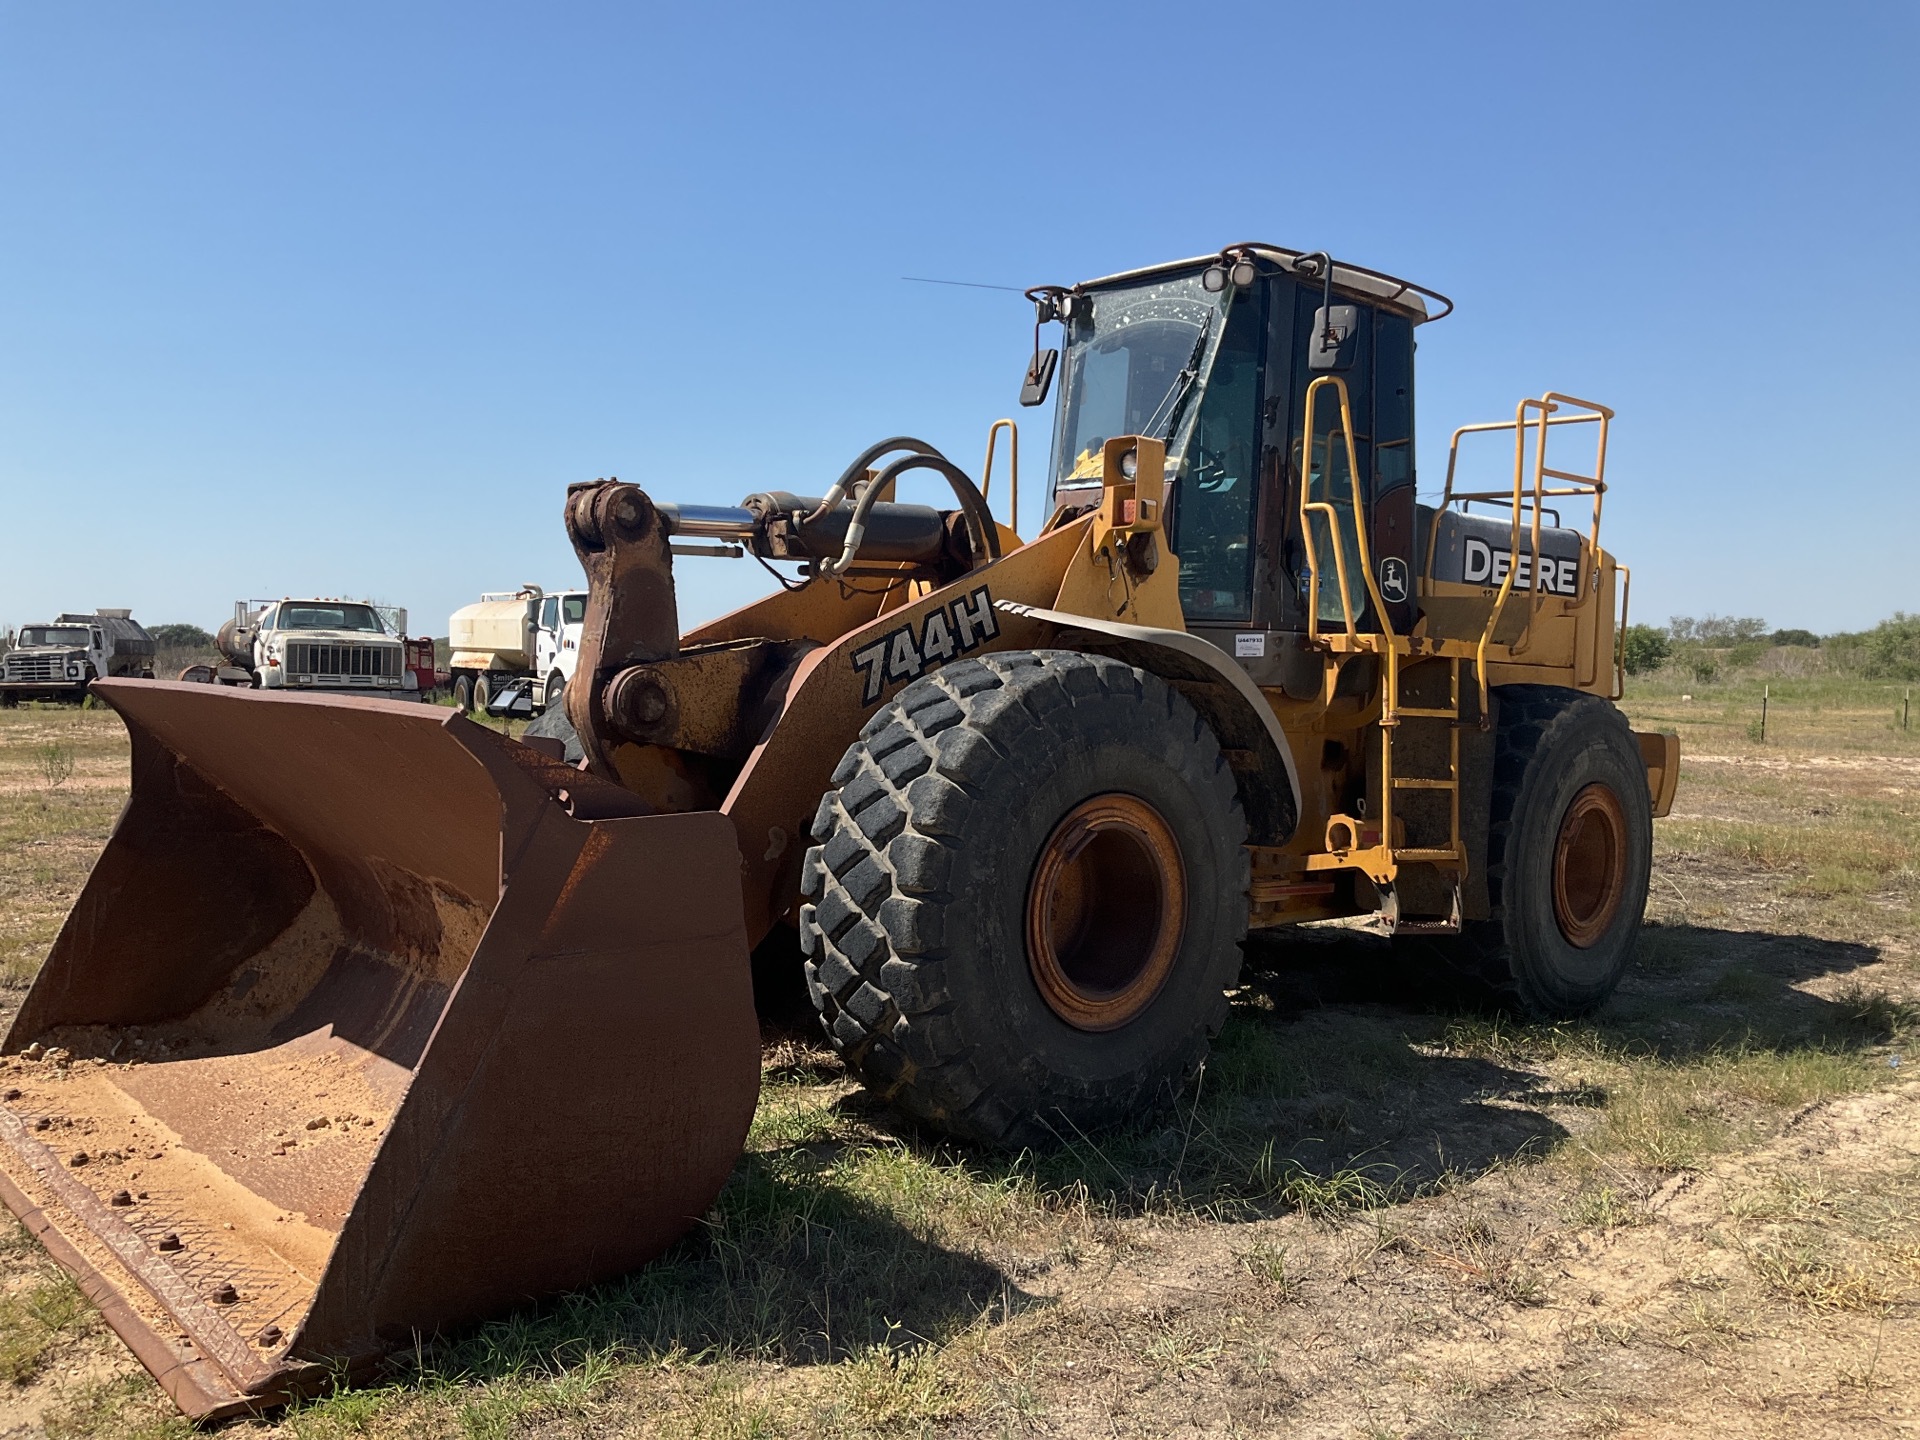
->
827;917;1891;1227
1253;917;1892;1062
374;1148;1033;1390
377;918;1890;1393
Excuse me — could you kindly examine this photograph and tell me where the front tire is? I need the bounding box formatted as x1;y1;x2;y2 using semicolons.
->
1442;686;1652;1017
799;651;1249;1147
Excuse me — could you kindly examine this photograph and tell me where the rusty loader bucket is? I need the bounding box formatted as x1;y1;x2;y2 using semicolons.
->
0;681;759;1418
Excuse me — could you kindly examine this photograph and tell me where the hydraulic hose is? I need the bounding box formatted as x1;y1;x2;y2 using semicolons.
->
817;451;1002;577
803;437;946;527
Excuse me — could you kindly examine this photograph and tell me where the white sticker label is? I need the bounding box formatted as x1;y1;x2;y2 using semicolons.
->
1234;632;1267;658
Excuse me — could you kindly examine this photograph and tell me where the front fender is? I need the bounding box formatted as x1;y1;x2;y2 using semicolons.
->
993;603;1302;846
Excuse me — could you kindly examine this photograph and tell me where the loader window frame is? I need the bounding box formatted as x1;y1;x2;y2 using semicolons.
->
1167;283;1267;623
1047;270;1233;502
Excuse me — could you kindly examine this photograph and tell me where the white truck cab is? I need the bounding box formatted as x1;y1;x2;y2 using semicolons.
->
0;611;155;705
239;599;418;700
533;590;587;700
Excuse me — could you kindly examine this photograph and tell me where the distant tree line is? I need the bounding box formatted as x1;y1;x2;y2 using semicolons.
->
150;623;215;650
1621;613;1920;682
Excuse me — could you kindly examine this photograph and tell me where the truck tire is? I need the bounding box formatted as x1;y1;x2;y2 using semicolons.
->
799;651;1250;1147
452;674;473;713
544;670;566;713
1434;686;1652;1017
473;673;493;715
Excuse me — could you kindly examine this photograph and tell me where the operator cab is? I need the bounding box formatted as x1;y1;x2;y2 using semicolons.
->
1040;245;1588;685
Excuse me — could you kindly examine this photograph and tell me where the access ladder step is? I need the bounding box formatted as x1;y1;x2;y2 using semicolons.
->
1391;916;1462;936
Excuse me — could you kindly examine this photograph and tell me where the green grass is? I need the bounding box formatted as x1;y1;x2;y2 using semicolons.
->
0;708;130;989
0;1273;91;1385
1622;670;1920;756
5;678;1920;1436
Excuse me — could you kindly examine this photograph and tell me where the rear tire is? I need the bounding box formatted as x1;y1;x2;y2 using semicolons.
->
1438;686;1652;1017
452;674;473;713
473;673;494;715
799;651;1249;1147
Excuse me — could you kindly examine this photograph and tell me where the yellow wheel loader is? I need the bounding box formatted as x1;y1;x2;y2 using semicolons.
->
0;243;1678;1416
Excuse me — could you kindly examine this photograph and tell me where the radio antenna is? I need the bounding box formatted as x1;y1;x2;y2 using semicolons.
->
900;276;1025;293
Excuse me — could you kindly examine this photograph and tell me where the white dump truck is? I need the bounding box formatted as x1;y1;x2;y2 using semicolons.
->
447;585;585;714
182;598;427;700
0;610;155;705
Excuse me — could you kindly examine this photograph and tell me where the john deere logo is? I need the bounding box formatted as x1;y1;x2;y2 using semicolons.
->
1378;556;1410;604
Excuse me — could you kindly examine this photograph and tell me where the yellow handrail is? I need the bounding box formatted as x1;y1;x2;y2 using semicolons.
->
1299;377;1402;642
1423;392;1613;715
1612;563;1631;700
980;419;1019;536
1298;375;1403;722
1471;396;1552;714
1421;411;1602;590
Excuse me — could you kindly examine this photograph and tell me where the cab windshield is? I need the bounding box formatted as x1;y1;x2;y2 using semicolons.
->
1049;271;1233;495
279;603;385;633
16;626;91;648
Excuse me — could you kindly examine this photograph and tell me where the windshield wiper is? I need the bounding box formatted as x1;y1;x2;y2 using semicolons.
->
1140;314;1214;444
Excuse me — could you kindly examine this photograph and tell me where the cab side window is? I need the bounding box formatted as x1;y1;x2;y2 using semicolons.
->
541;596;559;631
1170;291;1265;622
1291;297;1376;628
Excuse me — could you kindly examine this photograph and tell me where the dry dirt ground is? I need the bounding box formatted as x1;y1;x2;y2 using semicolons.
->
0;677;1914;1438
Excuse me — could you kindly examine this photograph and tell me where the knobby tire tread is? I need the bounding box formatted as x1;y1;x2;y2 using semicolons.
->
799;651;1248;1146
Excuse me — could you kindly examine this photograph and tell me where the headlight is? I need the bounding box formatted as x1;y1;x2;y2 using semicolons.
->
1119;447;1138;481
66;664;81;678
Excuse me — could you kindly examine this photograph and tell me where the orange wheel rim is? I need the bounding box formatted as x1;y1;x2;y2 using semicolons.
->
1552;783;1628;948
1025;793;1187;1032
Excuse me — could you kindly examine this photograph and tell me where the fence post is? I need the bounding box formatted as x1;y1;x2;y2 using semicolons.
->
1760;684;1768;743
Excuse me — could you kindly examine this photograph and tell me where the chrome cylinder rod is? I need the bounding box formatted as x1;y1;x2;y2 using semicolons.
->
654;503;760;540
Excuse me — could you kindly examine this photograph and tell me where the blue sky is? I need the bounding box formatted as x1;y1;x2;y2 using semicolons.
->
2;2;1914;639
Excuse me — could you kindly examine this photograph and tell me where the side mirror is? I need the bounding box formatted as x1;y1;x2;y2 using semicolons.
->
1020;347;1058;407
1308;305;1358;371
